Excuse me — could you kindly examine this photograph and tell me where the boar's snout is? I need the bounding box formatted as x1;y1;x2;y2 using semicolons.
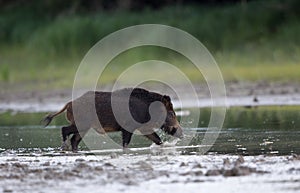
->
162;124;184;139
162;110;184;139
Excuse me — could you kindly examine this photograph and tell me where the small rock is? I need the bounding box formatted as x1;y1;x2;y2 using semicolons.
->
179;171;190;176
205;169;222;176
110;153;118;159
0;163;8;168
191;179;204;183
44;174;53;180
145;156;152;161
223;166;255;177
192;163;202;169
6;158;18;162
136;161;153;170
75;158;85;162
71;168;80;173
29;169;43;173
193;170;203;176
95;166;103;171
235;156;245;166
287;167;300;174
158;157;168;161
224;167;237;176
12;163;27;168
180;170;203;176
237;166;255;176
103;162;115;167
288;154;300;161
3;189;13;193
179;162;187;167
76;162;90;169
122;180;138;186
42;161;50;166
223;158;231;167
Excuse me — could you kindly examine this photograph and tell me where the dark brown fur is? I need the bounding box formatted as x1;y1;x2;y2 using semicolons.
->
43;88;183;152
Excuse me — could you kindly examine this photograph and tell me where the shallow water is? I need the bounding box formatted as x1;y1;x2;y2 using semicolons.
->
0;106;299;155
0;106;300;193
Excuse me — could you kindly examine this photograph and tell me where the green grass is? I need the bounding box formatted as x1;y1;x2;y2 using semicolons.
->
1;44;299;91
0;0;300;90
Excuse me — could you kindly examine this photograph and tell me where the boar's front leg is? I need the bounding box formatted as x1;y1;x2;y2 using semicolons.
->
122;129;133;148
144;132;163;145
70;132;83;152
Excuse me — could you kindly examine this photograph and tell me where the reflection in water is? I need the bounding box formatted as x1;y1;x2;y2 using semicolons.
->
0;106;299;155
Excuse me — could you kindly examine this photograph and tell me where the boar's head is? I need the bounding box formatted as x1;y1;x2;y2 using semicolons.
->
160;95;183;139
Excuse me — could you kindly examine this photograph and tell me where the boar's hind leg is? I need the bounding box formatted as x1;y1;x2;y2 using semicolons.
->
61;125;77;150
70;131;88;152
122;129;133;148
70;133;81;152
144;132;162;145
62;125;77;141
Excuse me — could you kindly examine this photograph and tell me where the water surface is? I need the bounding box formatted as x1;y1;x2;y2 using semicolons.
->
0;106;299;155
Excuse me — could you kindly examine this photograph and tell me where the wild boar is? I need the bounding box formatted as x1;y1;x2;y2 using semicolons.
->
43;88;183;152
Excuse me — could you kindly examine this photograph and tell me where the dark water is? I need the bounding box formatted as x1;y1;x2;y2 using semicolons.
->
0;106;299;155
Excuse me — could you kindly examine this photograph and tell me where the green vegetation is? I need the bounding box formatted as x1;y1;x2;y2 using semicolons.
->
1;0;300;90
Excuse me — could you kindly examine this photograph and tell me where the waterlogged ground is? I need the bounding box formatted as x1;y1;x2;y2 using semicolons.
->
0;129;299;192
0;105;299;192
0;151;300;193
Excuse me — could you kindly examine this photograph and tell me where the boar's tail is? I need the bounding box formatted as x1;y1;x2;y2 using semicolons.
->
42;102;71;127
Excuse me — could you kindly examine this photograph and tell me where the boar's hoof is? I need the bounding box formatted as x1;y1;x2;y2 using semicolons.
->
122;148;130;154
156;141;163;145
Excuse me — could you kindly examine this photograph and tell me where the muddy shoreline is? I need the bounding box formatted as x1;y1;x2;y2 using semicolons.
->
0;153;299;193
1;81;300;102
1;81;300;112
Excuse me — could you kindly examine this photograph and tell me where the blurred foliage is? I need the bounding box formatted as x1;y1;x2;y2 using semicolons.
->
1;0;299;52
0;0;299;87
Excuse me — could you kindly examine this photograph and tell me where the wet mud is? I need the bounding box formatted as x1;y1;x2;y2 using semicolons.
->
0;152;299;193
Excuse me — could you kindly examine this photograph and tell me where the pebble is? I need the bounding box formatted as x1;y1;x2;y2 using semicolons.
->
136;161;153;170
3;189;13;193
206;169;222;176
110;153;118;159
179;162;187;167
235;156;245;166
75;158;85;162
42;161;50;166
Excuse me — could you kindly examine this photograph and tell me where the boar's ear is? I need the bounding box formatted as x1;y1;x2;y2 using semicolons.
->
162;95;171;104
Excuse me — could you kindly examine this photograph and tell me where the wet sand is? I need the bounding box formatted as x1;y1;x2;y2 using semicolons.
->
0;152;299;193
